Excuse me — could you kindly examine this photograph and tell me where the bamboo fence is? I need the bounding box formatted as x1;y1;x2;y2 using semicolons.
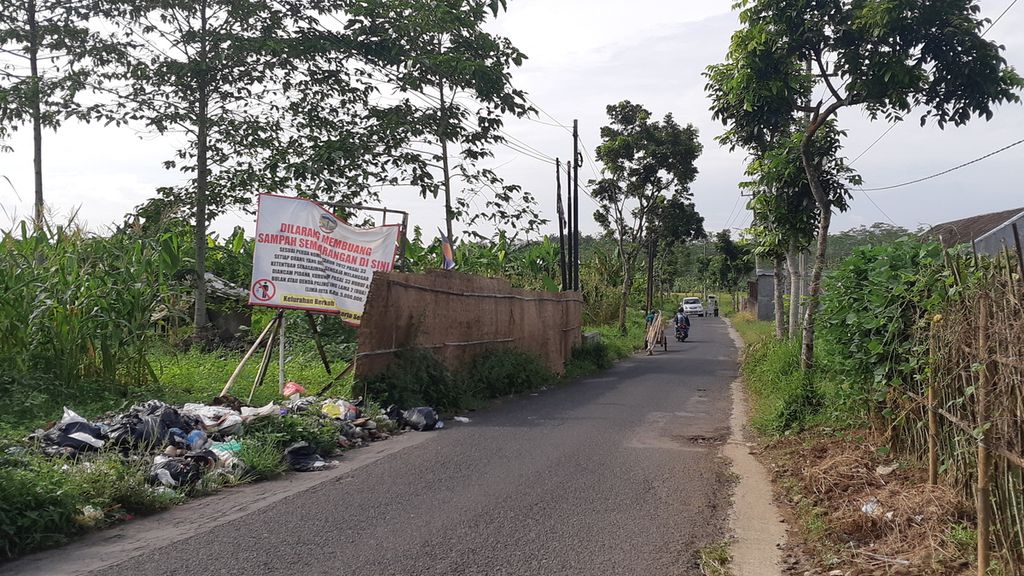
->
893;237;1024;575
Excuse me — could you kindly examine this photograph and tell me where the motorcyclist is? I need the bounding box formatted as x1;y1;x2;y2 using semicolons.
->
674;307;690;338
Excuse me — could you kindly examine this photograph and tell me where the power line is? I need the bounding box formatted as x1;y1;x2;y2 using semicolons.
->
982;0;1018;36
861;191;897;225
856;137;1024;192
722;194;743;230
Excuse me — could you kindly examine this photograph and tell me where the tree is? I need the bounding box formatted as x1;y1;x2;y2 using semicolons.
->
112;0;387;329
344;0;543;241
644;194;705;312
707;0;1021;370
591;101;702;334
710;230;754;310
744;123;860;337
0;0;124;230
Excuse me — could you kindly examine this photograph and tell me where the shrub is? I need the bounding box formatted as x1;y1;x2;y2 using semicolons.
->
742;337;820;434
237;434;287;480
460;349;555;398
362;348;464;410
244;414;340;455
0;454;80;559
564;340;614;378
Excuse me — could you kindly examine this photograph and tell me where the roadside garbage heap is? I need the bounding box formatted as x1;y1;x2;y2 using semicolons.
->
30;398;444;491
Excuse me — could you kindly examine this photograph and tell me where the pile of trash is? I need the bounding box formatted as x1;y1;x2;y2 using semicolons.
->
28;393;446;491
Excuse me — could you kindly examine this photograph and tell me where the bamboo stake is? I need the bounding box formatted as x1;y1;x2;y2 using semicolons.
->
278;312;287;393
220;314;279;397
977;293;992;576
1012;223;1024;275
247;316;280;404
929;324;939;486
305;311;332;375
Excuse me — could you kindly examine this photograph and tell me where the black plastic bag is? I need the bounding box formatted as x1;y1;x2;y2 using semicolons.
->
284;442;327;472
39;421;106;457
147;450;218;487
403;407;439;431
107;402;194;448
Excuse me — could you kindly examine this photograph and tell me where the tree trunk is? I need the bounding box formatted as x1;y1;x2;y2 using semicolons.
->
773;256;785;339
438;82;454;241
618;259;632;336
786;241;801;337
27;0;43;232
193;2;210;330
645;237;656;313
799;133;831;371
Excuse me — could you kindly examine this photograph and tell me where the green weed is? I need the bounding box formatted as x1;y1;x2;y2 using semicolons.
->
696;541;733;576
237;434;287;481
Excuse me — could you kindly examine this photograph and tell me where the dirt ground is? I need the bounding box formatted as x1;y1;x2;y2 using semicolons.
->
757;430;977;576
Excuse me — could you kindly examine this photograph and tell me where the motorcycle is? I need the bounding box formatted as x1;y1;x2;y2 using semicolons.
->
675;323;689;342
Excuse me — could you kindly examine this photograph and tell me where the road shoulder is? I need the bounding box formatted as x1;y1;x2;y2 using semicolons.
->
723;319;786;576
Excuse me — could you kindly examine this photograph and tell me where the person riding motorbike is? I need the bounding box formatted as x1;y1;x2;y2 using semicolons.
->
674;308;690;341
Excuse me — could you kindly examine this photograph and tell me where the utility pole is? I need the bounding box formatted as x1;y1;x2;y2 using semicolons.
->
565;156;574;289
556;159;568;291
572;119;581;291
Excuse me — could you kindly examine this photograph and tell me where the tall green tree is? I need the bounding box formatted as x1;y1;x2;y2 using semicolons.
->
344;0;543;241
591;101;702;334
0;0;124;230
707;0;1021;370
112;0;386;329
644;194;705;312
744;123;860;337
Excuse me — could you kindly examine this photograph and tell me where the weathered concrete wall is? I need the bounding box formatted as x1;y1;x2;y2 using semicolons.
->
356;271;583;379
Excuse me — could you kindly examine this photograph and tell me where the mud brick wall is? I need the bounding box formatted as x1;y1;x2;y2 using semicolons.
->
356;271;583;379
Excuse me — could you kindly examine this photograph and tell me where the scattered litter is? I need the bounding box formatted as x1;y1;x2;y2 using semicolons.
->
187;430;208;451
875;463;898;476
284;442;328;472
73;505;104;527
453;417;471;423
240;403;279;422
35;409;107;457
435;421;444;429
322;399;360;420
403;407;439;431
282;381;306;397
861;496;881;517
180;403;243;436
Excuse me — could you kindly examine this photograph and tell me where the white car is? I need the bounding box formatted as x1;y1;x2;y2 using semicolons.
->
681;297;704;317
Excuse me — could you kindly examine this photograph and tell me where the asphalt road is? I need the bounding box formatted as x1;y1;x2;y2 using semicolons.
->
36;317;738;576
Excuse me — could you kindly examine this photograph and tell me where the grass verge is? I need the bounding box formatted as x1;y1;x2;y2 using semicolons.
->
696;541;733;576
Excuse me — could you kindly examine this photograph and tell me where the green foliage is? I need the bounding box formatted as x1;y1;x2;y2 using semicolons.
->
363;348;461;410
564;340;615;378
818;238;946;418
346;0;542;236
742;337;819;434
461;350;555;398
0;449;181;560
591;100;703;334
363;347;559;411
237;434;288;481
0;453;80;559
244;414;340;456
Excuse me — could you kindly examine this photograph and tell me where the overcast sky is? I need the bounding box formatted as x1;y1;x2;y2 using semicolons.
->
2;0;1022;239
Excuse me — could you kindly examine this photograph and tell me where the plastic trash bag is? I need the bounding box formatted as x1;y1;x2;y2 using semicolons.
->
240;403;279;422
282;382;305;397
147;450;219;487
38;418;106;456
403;407;439;431
106;401;192;448
283;442;327;472
180;403;244;436
322;399;359;421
